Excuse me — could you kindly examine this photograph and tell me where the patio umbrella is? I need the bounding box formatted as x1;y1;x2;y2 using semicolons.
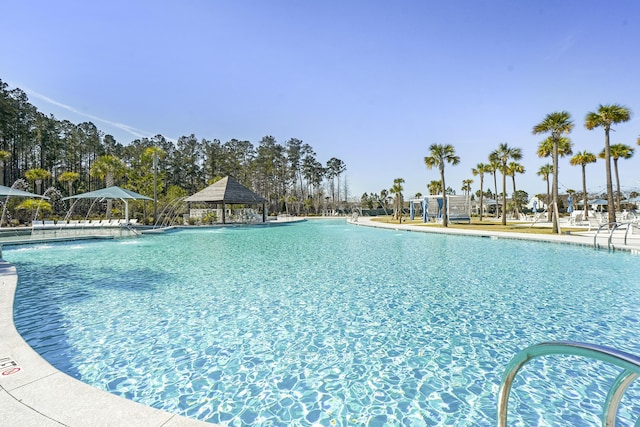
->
532;200;537;214
587;198;608;213
62;186;152;222
567;195;573;214
0;185;49;199
588;199;608;205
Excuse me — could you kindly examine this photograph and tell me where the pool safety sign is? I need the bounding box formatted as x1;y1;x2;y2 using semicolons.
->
0;356;22;376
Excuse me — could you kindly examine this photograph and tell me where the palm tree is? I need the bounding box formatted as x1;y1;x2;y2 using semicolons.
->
569;151;597;218
0;150;11;186
472;163;488;221
58;171;80;196
537;136;573;159
428;180;442;195
24;168;51;195
536;164;553;219
532;111;574;233
598;143;634;211
90;154;127;218
378;189;390;214
389;178;405;223
461;179;473;200
489;143;522;225
506;161;525;218
585;104;632;225
424;144;460;227
16;199;52;223
487;160;500;218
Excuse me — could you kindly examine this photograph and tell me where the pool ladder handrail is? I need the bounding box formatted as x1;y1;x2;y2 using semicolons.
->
624;222;640;247
592;221;625;251
497;341;640;427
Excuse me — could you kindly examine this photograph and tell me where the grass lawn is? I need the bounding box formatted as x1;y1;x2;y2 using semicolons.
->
370;216;589;235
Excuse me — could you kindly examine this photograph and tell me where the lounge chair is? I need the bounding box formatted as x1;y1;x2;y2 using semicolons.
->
571;213;586;226
587;216;604;231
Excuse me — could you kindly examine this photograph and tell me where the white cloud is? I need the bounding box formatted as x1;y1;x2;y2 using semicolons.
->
24;88;153;139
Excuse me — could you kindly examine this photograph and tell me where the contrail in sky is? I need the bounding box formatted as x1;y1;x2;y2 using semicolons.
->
24;87;153;139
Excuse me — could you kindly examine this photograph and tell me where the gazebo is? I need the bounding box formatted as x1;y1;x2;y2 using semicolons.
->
184;176;267;224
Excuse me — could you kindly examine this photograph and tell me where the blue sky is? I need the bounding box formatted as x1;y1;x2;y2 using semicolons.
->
2;0;639;200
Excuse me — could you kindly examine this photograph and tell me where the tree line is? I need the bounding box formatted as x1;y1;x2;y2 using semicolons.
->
0;79;348;223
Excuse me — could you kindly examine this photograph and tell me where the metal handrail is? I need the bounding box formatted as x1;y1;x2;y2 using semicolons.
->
609;222;622;250
593;222;621;250
497;341;640;427
624;222;640;246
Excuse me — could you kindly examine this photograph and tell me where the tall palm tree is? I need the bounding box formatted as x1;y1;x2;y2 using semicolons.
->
389;177;405;223
90;154;127;218
532;111;574;233
424;144;460;227
537;135;573;222
506;161;525;218
486;160;500;218
472;163;488;221
569;151;596;218
585;104;632;224
461;179;473;199
489;143;522;225
536;164;553;218
598;143;634;211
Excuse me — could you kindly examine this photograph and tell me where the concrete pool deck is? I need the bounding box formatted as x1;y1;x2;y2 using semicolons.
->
349;216;640;253
1;217;638;425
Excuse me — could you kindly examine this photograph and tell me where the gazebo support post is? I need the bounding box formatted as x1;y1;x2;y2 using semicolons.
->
222;202;226;224
122;198;129;222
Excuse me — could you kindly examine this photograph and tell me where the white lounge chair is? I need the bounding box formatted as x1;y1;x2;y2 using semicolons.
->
587;216;604;231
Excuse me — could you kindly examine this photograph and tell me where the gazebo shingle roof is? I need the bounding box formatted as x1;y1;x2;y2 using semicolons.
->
183;176;266;204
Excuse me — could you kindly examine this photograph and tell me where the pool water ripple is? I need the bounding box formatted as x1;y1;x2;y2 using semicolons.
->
8;220;640;426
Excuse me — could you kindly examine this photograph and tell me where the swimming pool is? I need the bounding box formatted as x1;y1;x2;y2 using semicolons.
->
8;219;640;425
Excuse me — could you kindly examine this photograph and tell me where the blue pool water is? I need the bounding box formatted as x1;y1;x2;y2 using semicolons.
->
8;219;640;425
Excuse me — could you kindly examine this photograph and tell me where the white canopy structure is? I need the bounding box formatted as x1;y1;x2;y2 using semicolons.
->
62;186;152;222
